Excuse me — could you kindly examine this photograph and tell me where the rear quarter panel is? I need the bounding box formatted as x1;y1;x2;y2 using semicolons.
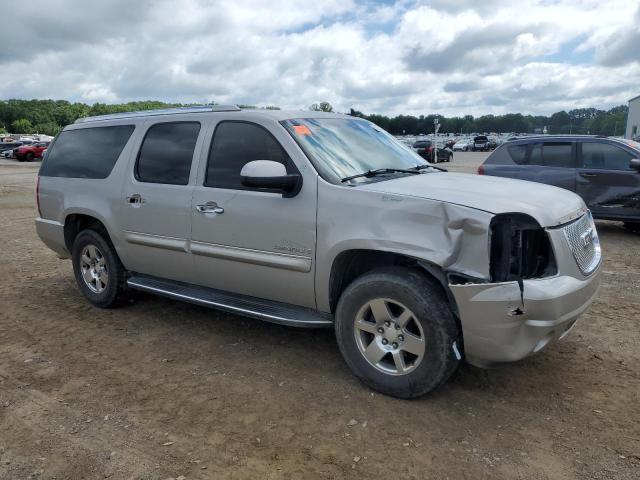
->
37;123;139;262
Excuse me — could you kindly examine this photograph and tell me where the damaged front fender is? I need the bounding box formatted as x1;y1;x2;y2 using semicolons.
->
315;182;495;312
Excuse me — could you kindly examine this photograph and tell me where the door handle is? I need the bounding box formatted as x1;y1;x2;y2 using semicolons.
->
580;172;598;178
126;194;144;205
196;201;224;214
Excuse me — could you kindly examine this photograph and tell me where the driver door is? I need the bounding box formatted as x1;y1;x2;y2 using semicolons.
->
576;140;640;219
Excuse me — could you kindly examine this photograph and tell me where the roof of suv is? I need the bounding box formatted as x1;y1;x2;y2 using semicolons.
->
506;135;638;148
73;105;348;125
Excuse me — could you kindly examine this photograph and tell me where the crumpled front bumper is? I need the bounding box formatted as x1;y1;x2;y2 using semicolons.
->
449;263;601;367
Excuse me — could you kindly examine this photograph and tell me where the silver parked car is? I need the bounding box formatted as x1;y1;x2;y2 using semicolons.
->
35;106;602;398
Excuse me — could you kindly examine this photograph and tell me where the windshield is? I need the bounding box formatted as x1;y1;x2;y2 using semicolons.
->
282;118;430;184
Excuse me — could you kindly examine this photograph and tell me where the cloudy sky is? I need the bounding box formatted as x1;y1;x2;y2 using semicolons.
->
1;0;639;116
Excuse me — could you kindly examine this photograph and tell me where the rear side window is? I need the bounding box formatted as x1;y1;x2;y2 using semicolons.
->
581;142;634;170
529;143;573;168
135;122;200;185
40;125;134;179
484;144;527;165
205;121;294;190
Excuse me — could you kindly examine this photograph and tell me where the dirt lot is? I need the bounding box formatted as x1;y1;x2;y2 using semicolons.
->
1;155;639;479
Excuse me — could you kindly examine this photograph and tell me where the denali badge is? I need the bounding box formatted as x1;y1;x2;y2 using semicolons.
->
580;228;595;248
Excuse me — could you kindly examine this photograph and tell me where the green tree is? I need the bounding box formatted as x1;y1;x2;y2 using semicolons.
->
33;122;63;136
11;118;33;134
310;102;333;112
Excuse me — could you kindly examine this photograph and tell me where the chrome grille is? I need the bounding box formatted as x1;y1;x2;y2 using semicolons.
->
562;212;601;275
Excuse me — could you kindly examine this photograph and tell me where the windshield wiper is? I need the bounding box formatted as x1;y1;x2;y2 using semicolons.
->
410;163;447;172
341;168;420;183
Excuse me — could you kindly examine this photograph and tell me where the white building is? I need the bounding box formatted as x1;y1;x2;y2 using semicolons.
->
626;94;640;140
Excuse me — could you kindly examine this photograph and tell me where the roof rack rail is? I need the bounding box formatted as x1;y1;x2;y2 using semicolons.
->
74;105;241;124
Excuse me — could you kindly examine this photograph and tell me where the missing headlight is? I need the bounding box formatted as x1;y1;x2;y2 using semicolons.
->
489;214;557;283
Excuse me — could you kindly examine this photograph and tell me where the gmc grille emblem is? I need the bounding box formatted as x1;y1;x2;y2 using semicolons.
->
580;228;595;248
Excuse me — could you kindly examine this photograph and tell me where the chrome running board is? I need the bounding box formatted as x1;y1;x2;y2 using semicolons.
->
127;275;333;328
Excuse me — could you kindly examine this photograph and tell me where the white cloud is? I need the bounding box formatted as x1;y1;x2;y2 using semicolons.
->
0;0;638;116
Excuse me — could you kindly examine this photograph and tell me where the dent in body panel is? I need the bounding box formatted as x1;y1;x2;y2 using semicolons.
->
592;189;640;210
315;181;494;312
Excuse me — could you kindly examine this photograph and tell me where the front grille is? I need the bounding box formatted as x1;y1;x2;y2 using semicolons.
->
562;212;601;275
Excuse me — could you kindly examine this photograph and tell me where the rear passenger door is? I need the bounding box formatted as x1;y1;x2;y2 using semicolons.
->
523;141;576;192
576;140;640;220
120;121;203;283
190;120;317;308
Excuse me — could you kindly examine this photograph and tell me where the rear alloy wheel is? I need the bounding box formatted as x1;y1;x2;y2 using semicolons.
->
79;244;109;294
335;267;460;398
72;229;128;308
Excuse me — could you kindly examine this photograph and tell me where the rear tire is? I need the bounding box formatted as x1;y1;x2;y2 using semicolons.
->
623;222;640;234
72;229;128;308
26;152;34;162
334;267;460;398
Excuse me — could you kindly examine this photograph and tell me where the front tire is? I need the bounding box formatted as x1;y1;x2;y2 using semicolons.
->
72;229;128;308
335;267;460;398
25;152;34;162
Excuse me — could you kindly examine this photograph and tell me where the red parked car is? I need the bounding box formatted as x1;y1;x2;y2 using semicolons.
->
15;142;50;162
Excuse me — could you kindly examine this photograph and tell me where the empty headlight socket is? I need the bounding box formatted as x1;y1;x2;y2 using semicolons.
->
489;213;558;307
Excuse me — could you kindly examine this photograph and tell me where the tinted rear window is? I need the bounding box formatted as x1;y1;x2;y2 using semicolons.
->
135;122;200;185
484;144;527;165
529;143;573;168
40;125;134;179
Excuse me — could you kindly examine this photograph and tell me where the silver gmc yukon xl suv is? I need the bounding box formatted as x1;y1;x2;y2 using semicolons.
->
36;106;602;398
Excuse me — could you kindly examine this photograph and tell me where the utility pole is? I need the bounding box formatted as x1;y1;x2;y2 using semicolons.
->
433;118;440;163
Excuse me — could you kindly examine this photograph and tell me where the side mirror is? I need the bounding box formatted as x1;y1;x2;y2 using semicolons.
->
240;160;302;197
630;158;640;172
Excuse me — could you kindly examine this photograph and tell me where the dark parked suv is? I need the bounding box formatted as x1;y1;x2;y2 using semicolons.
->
472;135;490;152
479;136;640;231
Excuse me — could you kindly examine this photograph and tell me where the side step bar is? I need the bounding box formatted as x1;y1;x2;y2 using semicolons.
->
127;275;334;328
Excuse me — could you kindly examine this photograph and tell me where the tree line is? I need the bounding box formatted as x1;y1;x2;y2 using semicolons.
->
348;105;629;136
0;98;629;137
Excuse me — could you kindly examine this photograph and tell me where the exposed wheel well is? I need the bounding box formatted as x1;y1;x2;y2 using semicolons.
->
328;250;450;314
63;214;110;252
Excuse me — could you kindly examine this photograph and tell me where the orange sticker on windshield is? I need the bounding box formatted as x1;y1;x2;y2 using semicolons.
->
293;125;311;135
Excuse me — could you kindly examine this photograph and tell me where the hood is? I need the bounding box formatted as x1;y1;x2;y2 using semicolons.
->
360;172;586;228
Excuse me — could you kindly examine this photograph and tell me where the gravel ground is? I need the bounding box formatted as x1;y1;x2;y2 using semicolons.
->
0;154;639;480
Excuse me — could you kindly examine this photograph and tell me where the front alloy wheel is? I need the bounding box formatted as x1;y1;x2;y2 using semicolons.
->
335;267;460;398
354;298;426;375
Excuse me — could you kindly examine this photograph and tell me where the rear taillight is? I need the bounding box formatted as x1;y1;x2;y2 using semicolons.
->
477;164;484;175
36;176;42;217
